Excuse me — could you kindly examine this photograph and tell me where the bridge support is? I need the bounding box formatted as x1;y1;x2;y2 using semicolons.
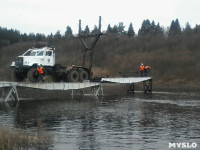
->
127;83;135;94
143;79;152;94
71;85;103;97
1;85;19;101
71;89;84;96
91;85;103;96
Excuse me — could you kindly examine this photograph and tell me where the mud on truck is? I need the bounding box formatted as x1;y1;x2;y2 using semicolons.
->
10;47;90;82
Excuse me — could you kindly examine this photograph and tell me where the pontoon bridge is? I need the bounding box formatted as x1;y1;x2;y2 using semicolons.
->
0;77;152;101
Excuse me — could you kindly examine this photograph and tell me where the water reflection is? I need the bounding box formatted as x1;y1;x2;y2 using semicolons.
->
0;92;200;150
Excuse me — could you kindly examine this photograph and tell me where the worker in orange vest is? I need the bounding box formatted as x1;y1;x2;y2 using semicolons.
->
140;63;145;77
37;64;44;82
144;65;151;77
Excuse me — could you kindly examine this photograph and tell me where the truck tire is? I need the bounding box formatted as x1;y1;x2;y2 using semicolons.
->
52;64;62;82
52;73;62;82
79;70;88;82
27;68;39;82
54;64;61;73
11;69;25;82
67;70;79;82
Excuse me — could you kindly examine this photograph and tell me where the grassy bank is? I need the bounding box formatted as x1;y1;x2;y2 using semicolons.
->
0;127;52;150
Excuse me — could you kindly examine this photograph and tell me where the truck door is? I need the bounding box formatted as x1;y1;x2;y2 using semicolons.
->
36;51;45;65
44;51;54;66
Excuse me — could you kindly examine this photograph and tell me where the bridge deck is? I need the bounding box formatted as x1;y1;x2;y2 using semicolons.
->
0;77;152;101
16;82;100;90
0;82;100;90
101;77;152;84
0;82;14;88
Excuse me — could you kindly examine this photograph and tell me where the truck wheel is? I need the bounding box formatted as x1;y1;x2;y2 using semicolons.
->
54;64;61;73
27;68;39;82
11;69;25;82
52;73;62;82
52;64;62;82
79;70;88;82
67;70;79;82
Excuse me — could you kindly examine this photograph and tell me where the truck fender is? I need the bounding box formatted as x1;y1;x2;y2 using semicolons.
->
32;63;39;68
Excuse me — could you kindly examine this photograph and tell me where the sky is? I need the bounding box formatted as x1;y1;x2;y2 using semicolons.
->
0;0;200;35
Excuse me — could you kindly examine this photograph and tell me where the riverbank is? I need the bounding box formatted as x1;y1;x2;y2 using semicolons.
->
0;127;52;150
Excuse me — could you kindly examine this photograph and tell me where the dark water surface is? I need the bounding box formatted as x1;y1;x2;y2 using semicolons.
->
0;90;200;150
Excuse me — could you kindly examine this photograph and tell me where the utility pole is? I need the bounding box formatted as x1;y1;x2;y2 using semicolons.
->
78;16;103;77
89;16;102;74
79;19;88;67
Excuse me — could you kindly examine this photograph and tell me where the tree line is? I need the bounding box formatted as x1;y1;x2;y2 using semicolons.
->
1;19;200;48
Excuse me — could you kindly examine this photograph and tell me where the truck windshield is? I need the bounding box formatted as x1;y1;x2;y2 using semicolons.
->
37;51;44;56
30;51;37;56
23;50;32;56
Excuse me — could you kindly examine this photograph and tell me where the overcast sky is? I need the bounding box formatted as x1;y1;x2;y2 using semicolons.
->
1;0;200;35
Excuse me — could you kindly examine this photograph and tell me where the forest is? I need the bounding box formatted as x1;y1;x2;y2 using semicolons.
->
1;19;200;85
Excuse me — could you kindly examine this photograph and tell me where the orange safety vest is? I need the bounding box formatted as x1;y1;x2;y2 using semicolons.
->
140;66;144;71
145;66;150;70
37;67;44;74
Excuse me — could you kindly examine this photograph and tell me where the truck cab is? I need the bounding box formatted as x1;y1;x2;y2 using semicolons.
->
11;47;55;68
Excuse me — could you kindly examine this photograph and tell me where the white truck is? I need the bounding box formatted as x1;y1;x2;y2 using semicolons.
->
11;16;103;83
10;47;90;82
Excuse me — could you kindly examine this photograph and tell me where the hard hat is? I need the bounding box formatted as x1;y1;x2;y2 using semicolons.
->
141;63;143;66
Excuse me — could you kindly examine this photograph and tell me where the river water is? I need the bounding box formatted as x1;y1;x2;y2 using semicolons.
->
0;89;200;150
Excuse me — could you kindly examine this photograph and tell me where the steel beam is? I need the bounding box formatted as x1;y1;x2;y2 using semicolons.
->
1;84;19;101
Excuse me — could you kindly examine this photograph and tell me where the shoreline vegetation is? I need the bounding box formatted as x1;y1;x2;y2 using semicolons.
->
1;19;200;86
0;127;52;150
